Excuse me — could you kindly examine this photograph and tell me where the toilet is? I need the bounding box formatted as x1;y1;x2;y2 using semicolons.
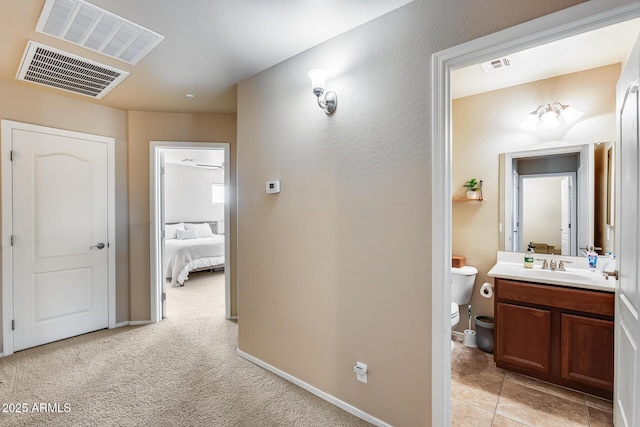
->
451;266;478;348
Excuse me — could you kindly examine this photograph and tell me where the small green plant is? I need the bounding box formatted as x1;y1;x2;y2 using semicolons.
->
464;178;479;191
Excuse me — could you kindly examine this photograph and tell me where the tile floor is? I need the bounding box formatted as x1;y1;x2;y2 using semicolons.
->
450;337;614;427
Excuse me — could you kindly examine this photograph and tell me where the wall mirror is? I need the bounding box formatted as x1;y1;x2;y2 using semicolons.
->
498;142;614;256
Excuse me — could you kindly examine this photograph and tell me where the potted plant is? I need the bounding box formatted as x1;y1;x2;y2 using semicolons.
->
464;178;480;199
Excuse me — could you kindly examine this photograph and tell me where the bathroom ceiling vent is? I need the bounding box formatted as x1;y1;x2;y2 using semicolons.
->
16;41;129;99
480;57;511;73
36;0;164;65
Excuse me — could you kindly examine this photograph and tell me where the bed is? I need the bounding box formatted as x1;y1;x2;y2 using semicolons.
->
164;221;225;287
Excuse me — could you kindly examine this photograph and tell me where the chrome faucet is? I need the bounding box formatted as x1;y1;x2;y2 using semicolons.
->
538;258;571;271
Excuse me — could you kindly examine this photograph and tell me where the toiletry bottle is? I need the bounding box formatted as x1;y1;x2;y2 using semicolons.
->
524;244;534;268
603;253;616;274
587;245;598;271
599;252;613;272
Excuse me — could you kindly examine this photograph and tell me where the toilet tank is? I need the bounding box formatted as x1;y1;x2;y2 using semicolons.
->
451;266;478;305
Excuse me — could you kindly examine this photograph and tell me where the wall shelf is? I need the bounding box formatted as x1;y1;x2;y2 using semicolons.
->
453;198;485;202
455;179;484;202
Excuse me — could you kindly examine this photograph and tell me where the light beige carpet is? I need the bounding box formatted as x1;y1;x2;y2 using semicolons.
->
0;272;372;426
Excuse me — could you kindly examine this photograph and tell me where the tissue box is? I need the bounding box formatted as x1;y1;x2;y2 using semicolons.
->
452;256;465;268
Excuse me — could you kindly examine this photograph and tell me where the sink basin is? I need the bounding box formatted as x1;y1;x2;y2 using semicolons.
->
487;260;615;292
515;268;593;283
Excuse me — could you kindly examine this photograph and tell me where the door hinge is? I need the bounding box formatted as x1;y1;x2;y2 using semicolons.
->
11;319;15;331
162;292;166;302
10;235;14;246
10;150;14;161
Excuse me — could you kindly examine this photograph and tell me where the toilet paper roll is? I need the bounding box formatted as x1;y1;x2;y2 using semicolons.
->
480;282;494;298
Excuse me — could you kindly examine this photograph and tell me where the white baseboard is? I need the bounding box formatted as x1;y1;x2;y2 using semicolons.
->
113;321;156;329
129;320;153;326
237;349;391;427
452;331;464;339
113;321;130;328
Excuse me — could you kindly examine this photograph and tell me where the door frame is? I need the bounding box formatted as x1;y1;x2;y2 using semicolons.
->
149;141;231;323
517;172;577;255
431;2;640;425
1;119;116;357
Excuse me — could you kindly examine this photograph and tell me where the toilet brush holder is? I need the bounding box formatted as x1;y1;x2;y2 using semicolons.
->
463;329;477;347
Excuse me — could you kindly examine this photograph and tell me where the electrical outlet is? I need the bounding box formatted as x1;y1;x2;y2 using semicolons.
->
354;362;368;383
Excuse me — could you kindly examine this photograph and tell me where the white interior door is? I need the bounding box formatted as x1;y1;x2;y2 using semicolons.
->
614;35;640;427
12;129;109;352
160;151;167;319
578;143;595;254
511;167;519;251
560;177;570;255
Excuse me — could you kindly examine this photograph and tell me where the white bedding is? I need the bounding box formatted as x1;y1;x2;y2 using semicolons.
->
165;235;225;287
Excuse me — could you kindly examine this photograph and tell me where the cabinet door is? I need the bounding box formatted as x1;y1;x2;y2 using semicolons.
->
561;314;614;391
496;302;551;374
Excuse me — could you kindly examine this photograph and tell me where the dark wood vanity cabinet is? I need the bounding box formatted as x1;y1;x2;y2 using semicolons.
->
494;278;614;399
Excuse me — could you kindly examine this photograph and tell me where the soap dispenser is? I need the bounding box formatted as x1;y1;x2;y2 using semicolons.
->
524;243;535;269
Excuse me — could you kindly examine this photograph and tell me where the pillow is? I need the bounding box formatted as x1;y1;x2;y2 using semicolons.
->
176;229;198;240
185;222;214;238
165;223;185;240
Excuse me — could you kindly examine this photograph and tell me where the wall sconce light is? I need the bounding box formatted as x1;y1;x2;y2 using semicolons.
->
520;102;583;131
308;69;337;114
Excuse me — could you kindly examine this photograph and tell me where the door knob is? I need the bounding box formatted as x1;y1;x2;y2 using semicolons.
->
90;242;105;250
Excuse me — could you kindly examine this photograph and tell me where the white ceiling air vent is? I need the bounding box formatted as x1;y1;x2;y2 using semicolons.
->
480;57;511;73
16;41;129;99
36;0;164;65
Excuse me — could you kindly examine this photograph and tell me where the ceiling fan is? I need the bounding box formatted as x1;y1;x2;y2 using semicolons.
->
195;163;223;170
180;158;224;170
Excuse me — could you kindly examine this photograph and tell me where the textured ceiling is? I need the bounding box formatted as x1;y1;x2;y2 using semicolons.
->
0;0;415;113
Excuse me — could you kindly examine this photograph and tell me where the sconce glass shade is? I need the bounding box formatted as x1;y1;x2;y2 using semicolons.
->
308;69;327;96
520;102;583;131
307;68;337;114
520;113;539;131
560;105;583;122
539;107;559;129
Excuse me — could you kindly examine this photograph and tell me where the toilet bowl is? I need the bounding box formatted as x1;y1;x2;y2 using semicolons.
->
451;302;460;328
451;266;478;349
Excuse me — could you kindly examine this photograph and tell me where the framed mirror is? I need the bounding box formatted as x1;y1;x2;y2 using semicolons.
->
498;142;614;256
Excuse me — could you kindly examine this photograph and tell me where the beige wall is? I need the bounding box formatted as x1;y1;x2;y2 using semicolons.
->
127;111;237;320
236;0;589;425
452;64;620;330
0;82;238;351
0;80;129;350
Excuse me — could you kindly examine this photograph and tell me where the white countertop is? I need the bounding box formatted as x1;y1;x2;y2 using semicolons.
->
487;252;615;293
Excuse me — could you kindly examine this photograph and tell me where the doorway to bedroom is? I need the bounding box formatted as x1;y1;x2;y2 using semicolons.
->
150;142;231;322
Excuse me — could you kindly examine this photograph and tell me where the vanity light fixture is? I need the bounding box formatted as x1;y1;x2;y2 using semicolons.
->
520;102;583;131
308;69;337;114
